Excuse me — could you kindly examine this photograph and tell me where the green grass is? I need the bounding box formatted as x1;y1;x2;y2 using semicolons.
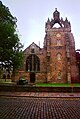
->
0;79;80;87
35;83;80;87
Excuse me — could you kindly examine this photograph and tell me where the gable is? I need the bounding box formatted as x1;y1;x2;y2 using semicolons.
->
24;42;42;54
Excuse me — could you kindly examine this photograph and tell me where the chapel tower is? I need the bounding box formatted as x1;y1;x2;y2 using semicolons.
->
44;8;78;83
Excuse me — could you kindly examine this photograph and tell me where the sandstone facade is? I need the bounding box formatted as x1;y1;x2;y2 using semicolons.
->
17;9;80;83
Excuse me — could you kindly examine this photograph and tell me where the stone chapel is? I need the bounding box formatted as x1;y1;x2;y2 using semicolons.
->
16;8;80;83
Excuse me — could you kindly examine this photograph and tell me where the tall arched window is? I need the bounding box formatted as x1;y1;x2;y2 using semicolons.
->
26;54;40;72
57;53;61;60
57;39;61;46
57;71;62;79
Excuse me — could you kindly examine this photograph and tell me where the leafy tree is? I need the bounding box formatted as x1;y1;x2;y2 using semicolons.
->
0;1;23;77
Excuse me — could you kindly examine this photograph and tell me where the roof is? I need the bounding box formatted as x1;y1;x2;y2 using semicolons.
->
23;42;42;52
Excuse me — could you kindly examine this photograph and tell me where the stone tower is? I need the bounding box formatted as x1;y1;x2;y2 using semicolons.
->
44;8;78;83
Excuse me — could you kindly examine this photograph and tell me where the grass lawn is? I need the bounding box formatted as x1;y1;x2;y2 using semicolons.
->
35;83;80;87
0;79;80;87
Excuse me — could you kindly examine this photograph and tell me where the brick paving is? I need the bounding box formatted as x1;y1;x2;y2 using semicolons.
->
0;97;80;119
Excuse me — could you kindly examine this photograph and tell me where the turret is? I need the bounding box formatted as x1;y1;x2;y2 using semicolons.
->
64;17;71;28
45;18;51;29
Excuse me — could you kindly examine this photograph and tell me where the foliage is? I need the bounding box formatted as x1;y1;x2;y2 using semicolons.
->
0;1;23;75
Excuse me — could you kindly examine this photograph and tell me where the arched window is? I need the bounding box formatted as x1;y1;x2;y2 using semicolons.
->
26;54;40;72
31;45;35;53
57;53;61;60
57;71;61;79
57;39;61;46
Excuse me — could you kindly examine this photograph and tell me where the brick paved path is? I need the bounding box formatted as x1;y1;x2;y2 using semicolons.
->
0;97;80;119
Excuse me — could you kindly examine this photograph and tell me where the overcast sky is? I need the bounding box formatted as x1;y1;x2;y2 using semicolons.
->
2;0;80;50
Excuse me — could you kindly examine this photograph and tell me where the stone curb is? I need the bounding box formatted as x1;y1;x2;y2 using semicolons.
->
0;94;80;98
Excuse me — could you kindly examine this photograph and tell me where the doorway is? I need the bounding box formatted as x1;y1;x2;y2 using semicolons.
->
30;73;35;83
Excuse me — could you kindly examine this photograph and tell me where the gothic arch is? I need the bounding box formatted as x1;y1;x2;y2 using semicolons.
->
57;39;61;46
26;54;40;72
57;53;61;60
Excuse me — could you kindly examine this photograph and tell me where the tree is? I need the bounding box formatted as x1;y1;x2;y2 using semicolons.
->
0;1;23;78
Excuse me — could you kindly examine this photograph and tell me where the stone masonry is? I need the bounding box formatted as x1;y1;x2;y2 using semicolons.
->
16;8;80;83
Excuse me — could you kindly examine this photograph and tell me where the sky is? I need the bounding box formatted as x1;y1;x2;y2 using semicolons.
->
1;0;80;50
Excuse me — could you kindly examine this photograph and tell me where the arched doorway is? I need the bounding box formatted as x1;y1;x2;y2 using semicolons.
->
30;72;35;83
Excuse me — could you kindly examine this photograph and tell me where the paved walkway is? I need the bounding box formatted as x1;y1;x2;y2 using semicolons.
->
0;92;80;98
0;92;80;119
0;97;80;119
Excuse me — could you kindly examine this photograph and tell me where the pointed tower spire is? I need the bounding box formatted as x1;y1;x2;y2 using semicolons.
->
47;18;50;23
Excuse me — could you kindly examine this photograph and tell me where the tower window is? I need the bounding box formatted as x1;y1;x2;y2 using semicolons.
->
57;71;61;79
57;39;61;46
31;48;34;53
57;53;61;60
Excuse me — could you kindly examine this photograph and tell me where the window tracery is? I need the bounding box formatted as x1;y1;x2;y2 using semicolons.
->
26;54;40;72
